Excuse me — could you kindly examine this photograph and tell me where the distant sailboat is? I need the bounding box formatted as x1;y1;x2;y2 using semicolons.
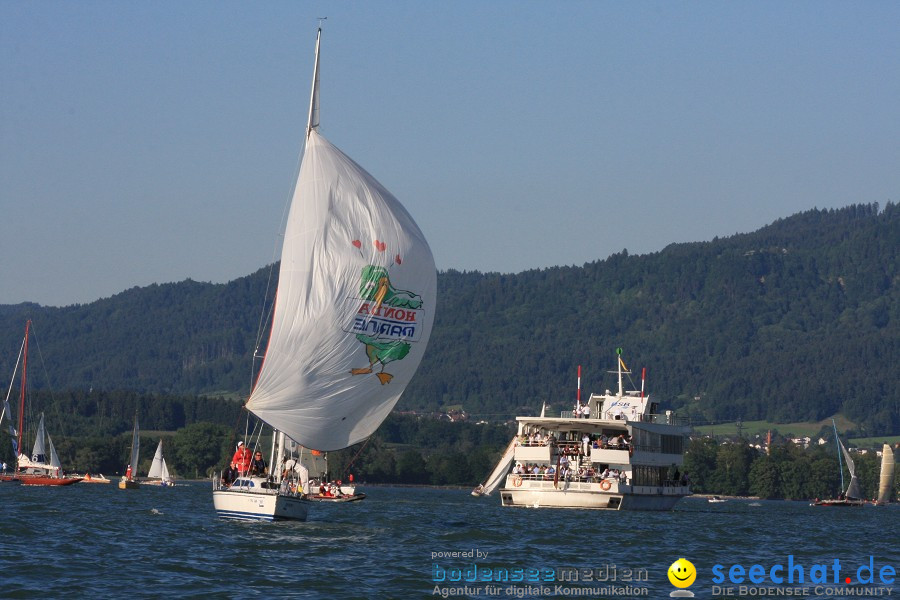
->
0;321;81;486
301;447;365;502
813;420;864;507
212;27;435;521
146;440;173;487
876;443;895;505
119;415;141;490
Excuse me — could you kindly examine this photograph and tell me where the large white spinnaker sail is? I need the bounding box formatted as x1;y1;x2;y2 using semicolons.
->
877;444;895;505
245;30;436;452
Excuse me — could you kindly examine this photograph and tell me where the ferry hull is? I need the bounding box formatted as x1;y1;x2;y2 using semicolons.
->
213;489;309;522
500;487;684;511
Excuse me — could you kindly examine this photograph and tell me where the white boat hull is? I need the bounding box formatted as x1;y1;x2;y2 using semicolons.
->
500;478;688;511
500;487;685;511
213;487;309;522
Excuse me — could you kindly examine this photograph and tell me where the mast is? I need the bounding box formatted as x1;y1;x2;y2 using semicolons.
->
306;27;322;139
576;365;581;410
832;419;845;493
17;320;30;458
616;347;625;396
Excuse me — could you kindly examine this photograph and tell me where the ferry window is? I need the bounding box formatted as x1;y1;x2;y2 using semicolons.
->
661;435;684;454
633;465;663;486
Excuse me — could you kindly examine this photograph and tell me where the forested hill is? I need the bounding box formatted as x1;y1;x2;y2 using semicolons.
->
1;203;898;434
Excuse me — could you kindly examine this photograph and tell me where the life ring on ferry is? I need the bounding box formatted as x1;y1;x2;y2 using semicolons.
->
513;475;523;487
600;479;612;491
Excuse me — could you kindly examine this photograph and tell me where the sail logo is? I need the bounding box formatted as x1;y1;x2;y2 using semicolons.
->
345;250;429;385
349;301;424;342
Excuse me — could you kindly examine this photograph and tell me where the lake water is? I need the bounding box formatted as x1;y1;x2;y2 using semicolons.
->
1;482;897;599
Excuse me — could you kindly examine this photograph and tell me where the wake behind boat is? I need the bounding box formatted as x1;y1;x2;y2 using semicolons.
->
213;27;435;522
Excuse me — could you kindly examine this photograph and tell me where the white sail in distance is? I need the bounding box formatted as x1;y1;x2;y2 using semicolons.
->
128;416;140;477
148;440;169;481
838;437;862;500
32;413;47;464
877;444;895;505
48;434;61;474
246;31;436;452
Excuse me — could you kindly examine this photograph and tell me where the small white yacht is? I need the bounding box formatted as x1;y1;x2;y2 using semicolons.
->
473;350;692;511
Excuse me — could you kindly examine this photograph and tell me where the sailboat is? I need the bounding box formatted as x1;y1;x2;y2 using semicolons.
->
813;420;864;507
212;27;436;522
302;447;365;502
0;321;81;486
875;443;895;506
118;414;141;489
145;440;173;486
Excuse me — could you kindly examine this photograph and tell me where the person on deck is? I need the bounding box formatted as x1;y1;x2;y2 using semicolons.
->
231;441;252;476
251;452;268;477
222;462;237;487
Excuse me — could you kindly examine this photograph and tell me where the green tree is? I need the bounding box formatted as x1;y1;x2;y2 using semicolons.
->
749;455;780;498
172;422;231;478
683;437;719;493
710;442;757;496
396;449;429;484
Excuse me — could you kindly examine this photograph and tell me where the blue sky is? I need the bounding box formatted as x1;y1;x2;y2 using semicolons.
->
2;1;898;307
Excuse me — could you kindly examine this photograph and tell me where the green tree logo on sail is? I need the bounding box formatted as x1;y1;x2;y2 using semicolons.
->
349;261;425;385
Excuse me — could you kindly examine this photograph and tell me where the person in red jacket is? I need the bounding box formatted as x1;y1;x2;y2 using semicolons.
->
231;441;252;476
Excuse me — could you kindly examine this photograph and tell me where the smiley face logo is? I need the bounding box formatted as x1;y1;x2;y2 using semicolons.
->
667;558;696;588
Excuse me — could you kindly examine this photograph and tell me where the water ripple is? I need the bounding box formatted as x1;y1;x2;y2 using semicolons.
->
1;483;898;598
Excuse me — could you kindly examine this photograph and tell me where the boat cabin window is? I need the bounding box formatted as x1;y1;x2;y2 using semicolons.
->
233;479;255;488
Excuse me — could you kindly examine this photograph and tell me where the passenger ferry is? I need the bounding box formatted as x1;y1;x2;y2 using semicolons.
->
473;350;692;510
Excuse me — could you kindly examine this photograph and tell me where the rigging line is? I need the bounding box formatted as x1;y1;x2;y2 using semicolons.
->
251;259;278;388
230;406;250;455
250;164;303;392
341;436;372;478
2;336;26;425
251;28;316;389
29;322;67;438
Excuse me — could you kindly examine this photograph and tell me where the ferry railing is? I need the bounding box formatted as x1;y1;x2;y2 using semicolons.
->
631;444;661;453
635;413;692;426
508;472;628;485
556;410;691;426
